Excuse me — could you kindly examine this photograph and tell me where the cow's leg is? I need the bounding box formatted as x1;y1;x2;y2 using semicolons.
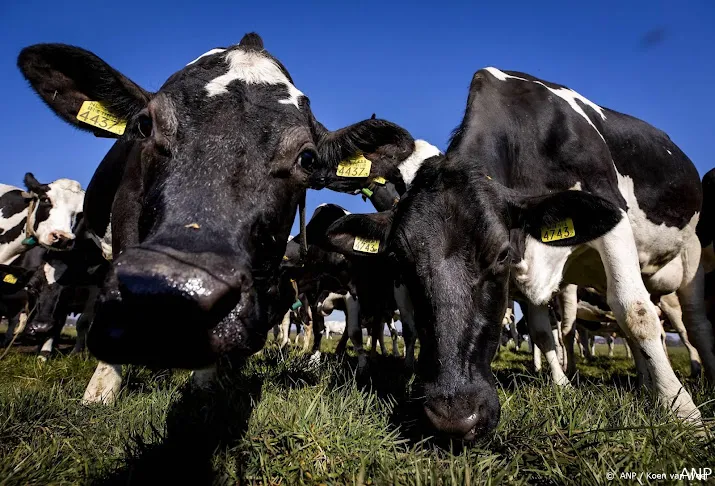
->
552;324;565;370
73;313;90;354
388;320;400;357
278;310;290;350
345;296;367;370
2;313;24;347
659;293;702;377
592;219;700;423
672;236;715;381
310;306;325;363
527;303;569;385
589;336;596;357
302;305;313;353
607;335;615;358
394;285;417;371
375;321;387;356
530;337;542;371
560;285;578;376
579;330;593;360
625;340;632;359
82;362;123;405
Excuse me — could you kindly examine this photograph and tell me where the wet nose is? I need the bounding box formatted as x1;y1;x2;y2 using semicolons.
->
115;246;249;315
88;246;254;368
49;231;74;247
423;390;500;441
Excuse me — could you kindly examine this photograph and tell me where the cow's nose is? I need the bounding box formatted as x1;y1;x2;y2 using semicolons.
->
49;231;74;247
423;390;500;441
115;246;248;314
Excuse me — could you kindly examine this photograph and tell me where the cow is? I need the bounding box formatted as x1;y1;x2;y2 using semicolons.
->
1;174;84;265
23;221;111;359
18;33;366;404
315;67;713;439
0;246;46;347
309;121;442;369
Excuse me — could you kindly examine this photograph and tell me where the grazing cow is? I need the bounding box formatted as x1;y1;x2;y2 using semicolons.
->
323;319;346;338
18;33;365;403
1;174;84;265
317;68;712;439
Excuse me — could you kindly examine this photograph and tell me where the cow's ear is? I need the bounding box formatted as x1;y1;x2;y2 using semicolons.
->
509;190;622;246
18;44;150;136
325;211;394;257
319;119;415;164
24;173;50;194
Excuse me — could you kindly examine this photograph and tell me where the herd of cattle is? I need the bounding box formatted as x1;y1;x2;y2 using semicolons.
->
1;32;714;442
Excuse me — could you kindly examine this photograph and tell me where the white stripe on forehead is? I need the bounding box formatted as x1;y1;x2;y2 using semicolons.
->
205;50;304;109
484;67;607;141
186;48;226;66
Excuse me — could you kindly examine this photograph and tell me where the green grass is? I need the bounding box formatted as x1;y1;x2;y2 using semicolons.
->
0;337;713;485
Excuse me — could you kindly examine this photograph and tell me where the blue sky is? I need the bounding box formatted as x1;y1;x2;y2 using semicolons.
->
2;1;714;324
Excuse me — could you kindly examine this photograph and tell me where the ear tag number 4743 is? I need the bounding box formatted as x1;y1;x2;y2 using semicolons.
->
353;236;380;253
541;218;576;243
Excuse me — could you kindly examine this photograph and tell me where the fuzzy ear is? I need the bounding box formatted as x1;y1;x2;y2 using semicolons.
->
24;173;49;194
318;119;415;168
239;33;264;49
510;190;623;246
325;211;394;257
18;43;150;136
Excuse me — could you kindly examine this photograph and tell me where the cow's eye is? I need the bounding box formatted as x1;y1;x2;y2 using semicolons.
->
496;247;511;265
39;195;50;205
137;115;153;138
297;150;316;170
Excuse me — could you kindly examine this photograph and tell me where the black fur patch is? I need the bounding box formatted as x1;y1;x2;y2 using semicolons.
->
0;217;26;244
0;190;28;218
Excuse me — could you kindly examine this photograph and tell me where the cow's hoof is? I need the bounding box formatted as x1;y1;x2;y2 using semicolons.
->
690;361;702;379
37;353;49;363
308;351;321;367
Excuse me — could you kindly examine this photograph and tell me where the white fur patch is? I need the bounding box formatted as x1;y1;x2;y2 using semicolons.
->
43;262;67;285
513;236;574;305
615;172;698;274
205;50;304;108
186;48;226;66
483;67;606;141
397;140;442;185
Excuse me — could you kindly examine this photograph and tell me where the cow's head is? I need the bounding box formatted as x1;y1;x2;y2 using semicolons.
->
18;33;323;368
23;173;84;249
321;152;622;441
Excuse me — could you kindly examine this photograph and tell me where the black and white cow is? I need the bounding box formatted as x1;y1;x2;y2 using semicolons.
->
17;33;370;402
23;221;112;358
0;246;46;346
1;174;84;265
317;68;713;439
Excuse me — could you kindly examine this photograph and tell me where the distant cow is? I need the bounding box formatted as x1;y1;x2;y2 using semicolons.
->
317;68;712;439
1;173;84;265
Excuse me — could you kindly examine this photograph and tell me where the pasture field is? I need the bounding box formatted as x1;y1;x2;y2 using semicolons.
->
0;333;713;485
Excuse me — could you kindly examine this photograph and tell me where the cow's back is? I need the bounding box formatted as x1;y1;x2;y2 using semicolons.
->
599;109;701;230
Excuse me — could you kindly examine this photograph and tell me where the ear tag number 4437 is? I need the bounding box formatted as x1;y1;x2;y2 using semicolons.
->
541;218;576;243
353;236;380;254
76;101;127;135
337;154;372;178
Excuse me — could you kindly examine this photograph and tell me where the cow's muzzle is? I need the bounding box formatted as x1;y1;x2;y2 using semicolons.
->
87;246;259;368
423;381;500;441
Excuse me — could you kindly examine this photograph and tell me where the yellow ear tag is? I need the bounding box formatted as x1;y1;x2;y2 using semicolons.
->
76;101;127;135
353;236;380;254
337;154;372;178
3;274;18;284
283;255;289;261
373;176;387;185
540;218;576;243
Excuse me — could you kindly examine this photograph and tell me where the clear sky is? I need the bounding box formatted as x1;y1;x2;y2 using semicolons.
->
2;1;714;323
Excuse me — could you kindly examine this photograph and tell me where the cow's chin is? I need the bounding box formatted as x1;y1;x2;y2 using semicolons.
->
87;285;262;369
